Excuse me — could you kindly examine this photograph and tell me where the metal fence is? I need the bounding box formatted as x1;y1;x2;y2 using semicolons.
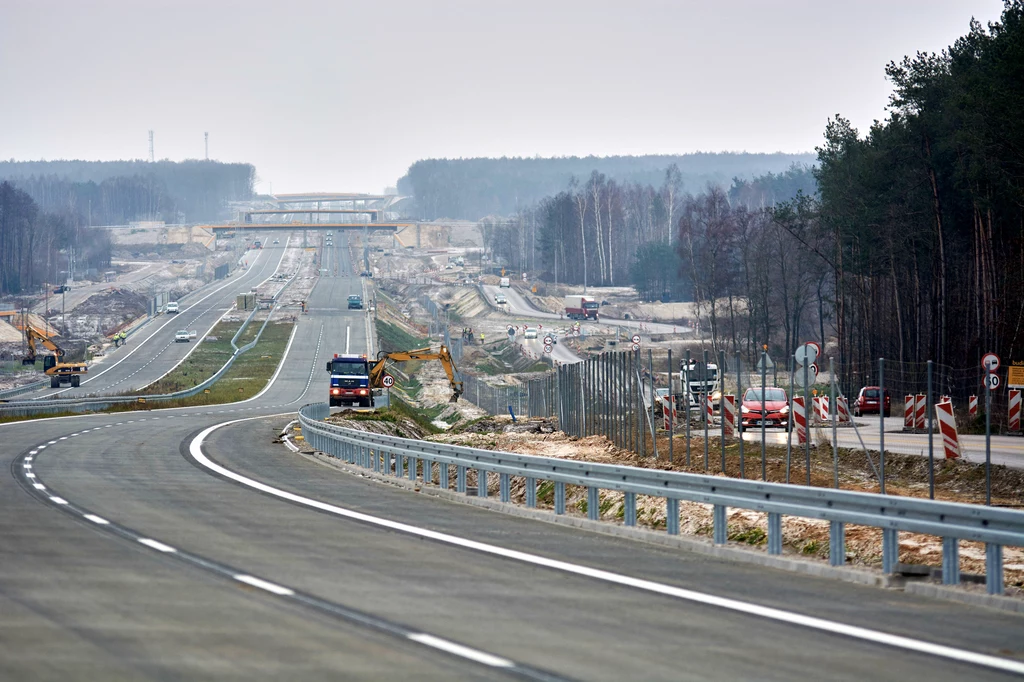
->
297;402;1024;595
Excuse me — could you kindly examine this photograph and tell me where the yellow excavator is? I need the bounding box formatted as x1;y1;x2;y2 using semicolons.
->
22;324;87;388
369;345;463;403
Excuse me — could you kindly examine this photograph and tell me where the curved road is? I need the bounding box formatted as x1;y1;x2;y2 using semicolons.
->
2;238;1022;679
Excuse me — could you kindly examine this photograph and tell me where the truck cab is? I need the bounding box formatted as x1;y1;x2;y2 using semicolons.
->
326;353;373;407
680;361;721;410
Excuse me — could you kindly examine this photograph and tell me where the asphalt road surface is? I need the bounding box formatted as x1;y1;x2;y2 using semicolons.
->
2;237;1023;679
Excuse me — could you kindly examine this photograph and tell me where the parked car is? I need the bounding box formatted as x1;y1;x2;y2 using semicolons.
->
740;387;790;430
174;330;191;343
853;386;891;416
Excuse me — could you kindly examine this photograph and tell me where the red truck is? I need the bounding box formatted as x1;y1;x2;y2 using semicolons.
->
564;295;599;320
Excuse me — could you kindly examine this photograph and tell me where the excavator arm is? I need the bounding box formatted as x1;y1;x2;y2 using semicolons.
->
22;325;64;365
369;345;464;402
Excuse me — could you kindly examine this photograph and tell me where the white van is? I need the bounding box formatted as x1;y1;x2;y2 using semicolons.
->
166;302;179;314
499;277;511;288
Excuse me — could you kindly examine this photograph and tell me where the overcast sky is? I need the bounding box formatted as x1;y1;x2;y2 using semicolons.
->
0;0;1005;193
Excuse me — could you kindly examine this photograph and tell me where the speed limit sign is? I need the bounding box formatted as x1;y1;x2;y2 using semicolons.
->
381;374;395;388
631;334;641;344
986;373;1001;390
543;336;553;345
544;344;553;354
631;343;640;352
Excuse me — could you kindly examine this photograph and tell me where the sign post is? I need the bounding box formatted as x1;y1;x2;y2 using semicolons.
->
982;353;1000;506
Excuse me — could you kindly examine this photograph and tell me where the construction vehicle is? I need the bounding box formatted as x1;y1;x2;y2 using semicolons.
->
326;353;374;407
369;345;463;403
564;294;599;320
679;359;721;411
21;325;87;388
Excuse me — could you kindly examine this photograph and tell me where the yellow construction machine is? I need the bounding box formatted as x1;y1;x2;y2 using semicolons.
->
369;345;463;402
22;324;87;388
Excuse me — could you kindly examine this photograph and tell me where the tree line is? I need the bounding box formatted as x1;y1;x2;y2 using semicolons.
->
0;159;256;225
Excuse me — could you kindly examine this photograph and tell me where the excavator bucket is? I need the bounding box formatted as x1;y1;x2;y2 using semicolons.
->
449;392;460;403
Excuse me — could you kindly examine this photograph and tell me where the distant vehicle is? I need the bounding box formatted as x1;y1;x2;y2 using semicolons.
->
499;277;511;288
454;256;465;267
52;284;70;294
495;293;507;305
564;295;599;320
445;263;454;270
273;238;279;244
740;387;790;430
174;330;191;343
165;302;179;314
347;294;363;310
853;386;891;416
360;270;373;278
252;239;262;249
524;328;538;339
680;360;721;409
326;231;333;236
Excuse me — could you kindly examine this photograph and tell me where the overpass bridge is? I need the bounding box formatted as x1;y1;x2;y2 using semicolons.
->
200;222;413;234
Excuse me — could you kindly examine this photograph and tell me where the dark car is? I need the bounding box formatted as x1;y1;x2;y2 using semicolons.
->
853;386;891;416
347;294;363;310
740;387;790;430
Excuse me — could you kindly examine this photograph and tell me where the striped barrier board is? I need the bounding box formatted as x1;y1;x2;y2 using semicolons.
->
722;394;737;437
935;400;962;459
915;394;926;430
1009;389;1021;432
969;395;978;418
836;395;850;423
818;395;829;422
793;395;807;445
904;395;915;429
705;393;714;424
663;396;676;431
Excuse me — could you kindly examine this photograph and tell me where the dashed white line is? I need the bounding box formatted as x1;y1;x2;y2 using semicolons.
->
407;633;514;668
83;514;110;525
25;473;35;479
32;483;46;490
49;496;68;505
138;538;177;553
234;574;294;596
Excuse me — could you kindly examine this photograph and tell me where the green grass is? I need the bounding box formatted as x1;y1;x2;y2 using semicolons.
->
386;394;442;434
376;319;426;354
136;321;243;395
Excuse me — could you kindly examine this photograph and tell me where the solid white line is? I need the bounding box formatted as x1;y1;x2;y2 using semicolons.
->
190;419;1024;676
138;538;177;553
84;514;110;525
49;496;68;505
345;325;351;354
234;574;294;596
407;633;514;668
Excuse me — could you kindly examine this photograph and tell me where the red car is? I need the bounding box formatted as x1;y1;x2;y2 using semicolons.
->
853;386;891;416
740;387;790;430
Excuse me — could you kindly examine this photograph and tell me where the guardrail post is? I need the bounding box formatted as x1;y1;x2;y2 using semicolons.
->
423;459;433;485
440;463;449;490
477;470;488;497
767;512;782;555
829;521;845;566
409;456;417;481
371;448;379;473
624;492;637;527
882;529;898;574
500;473;510;502
986;543;1004;595
396;454;404;478
666;498;679;535
942;537;960;584
713;505;728;545
587;487;599;521
526;477;537;507
554;482;566;515
457;465;467;493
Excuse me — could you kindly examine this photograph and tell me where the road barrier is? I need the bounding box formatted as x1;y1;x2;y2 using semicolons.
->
816;395;829;423
836;395;850;423
904;395;915;430
1010;389;1021;433
915;394;926;430
935;400;962;460
722;394;737;437
793;396;807;445
705;393;714;424
970;395;978;418
298;402;1024;595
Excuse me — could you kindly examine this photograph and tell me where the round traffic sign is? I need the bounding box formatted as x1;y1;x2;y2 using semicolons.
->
631;343;640;352
573;329;581;337
631;334;641;344
793;362;819;388
543;344;553;354
381;374;395;388
794;342;819;366
543;336;553;345
986;373;1000;390
507;328;516;337
506;324;513;331
982;352;1001;372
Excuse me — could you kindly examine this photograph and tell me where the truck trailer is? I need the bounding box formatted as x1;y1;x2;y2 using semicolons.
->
564;295;599;320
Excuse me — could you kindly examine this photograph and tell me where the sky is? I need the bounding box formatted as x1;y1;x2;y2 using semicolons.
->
0;0;1006;194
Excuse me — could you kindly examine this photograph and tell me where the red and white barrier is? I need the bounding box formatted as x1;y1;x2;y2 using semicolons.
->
836;396;850;423
934;400;962;459
793;396;807;445
662;397;676;431
722;394;737;437
706;393;714;424
904;395;915;429
914;394;926;430
814;396;828;422
969;395;978;418
1009;389;1021;432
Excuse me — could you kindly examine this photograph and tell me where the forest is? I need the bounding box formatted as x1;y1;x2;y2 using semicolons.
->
398;152;814;220
484;1;1024;376
0;159;256;225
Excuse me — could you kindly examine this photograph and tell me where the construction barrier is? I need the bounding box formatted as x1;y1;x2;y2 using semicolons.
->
722;394;737;437
663;396;676;432
1009;389;1021;432
793;396;807;445
934;400;962;459
836;395;850;423
969;395;978;418
904;395;915;429
706;393;714;424
915;394;926;430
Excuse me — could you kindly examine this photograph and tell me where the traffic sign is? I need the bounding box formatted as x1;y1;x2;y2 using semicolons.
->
756;353;774;371
631;334;641;344
981;352;1001;372
985;373;1001;390
543;336;553;345
793;362;818;388
506;324;513;331
573;330;580;337
794;343;819;366
631;343;640;352
381;374;395;388
507;328;515;337
1009;362;1024;389
543;344;553;354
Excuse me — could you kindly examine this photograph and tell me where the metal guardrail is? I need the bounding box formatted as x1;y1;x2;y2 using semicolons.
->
297;402;1024;595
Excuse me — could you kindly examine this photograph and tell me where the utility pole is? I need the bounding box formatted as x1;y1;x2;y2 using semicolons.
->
148;130;155;162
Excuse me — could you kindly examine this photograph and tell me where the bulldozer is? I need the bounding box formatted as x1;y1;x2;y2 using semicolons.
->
22;324;87;388
369;345;463;403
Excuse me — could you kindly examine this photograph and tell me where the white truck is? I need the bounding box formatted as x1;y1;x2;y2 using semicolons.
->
499;277;511;288
679;360;721;410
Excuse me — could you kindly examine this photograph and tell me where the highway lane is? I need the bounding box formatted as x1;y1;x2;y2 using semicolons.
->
3;240;1023;679
24;236;289;400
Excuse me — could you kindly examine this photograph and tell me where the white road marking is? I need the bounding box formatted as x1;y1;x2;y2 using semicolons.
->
47;440;56;444
138;538;177;553
22;463;31;469
29;450;38;454
345;325;351;354
26;473;35;479
49;496;68;505
33;483;45;490
190;419;1024;677
407;633;514;668
234;574;294;596
84;514;110;525
59;436;67;440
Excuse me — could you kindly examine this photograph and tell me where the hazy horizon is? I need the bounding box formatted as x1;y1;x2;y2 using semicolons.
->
0;0;1005;193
